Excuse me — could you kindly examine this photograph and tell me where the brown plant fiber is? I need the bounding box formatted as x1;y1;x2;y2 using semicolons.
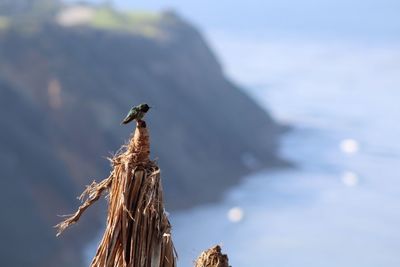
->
195;245;230;267
56;121;177;267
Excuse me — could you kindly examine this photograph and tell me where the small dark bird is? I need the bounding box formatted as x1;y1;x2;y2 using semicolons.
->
121;103;151;124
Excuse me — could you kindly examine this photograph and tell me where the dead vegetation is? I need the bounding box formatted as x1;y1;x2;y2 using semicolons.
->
56;121;177;267
195;245;230;267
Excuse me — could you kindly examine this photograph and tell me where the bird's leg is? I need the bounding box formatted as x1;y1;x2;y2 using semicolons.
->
136;119;146;128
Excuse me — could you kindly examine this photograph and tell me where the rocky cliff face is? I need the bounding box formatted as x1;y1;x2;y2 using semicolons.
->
0;6;285;267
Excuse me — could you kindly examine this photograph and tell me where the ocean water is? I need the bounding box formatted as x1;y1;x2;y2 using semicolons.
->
170;39;400;266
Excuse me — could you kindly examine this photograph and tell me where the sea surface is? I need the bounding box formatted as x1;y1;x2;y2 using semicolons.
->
170;38;400;267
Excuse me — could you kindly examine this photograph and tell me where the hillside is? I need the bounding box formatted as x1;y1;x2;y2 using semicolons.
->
0;5;285;267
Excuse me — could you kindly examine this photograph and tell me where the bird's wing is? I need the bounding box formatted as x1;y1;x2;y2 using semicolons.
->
121;108;138;124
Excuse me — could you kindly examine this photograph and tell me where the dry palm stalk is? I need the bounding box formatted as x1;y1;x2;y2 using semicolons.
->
195;245;230;267
56;120;177;267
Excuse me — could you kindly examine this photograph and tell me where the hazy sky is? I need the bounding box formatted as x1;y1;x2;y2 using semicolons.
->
72;0;400;41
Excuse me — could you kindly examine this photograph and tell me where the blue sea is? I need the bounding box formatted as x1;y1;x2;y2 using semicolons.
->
170;38;400;267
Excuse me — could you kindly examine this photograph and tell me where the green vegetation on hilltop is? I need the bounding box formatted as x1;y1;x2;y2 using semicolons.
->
1;1;177;38
89;8;163;37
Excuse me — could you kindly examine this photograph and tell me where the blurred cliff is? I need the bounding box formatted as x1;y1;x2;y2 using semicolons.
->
0;0;285;266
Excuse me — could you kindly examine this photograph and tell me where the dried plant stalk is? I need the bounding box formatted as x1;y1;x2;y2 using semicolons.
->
195;245;230;267
55;176;113;236
56;120;177;267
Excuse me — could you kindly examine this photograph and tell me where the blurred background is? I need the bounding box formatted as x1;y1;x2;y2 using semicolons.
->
1;0;399;266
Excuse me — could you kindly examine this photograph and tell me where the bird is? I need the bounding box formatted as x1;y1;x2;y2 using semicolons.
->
121;103;151;125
